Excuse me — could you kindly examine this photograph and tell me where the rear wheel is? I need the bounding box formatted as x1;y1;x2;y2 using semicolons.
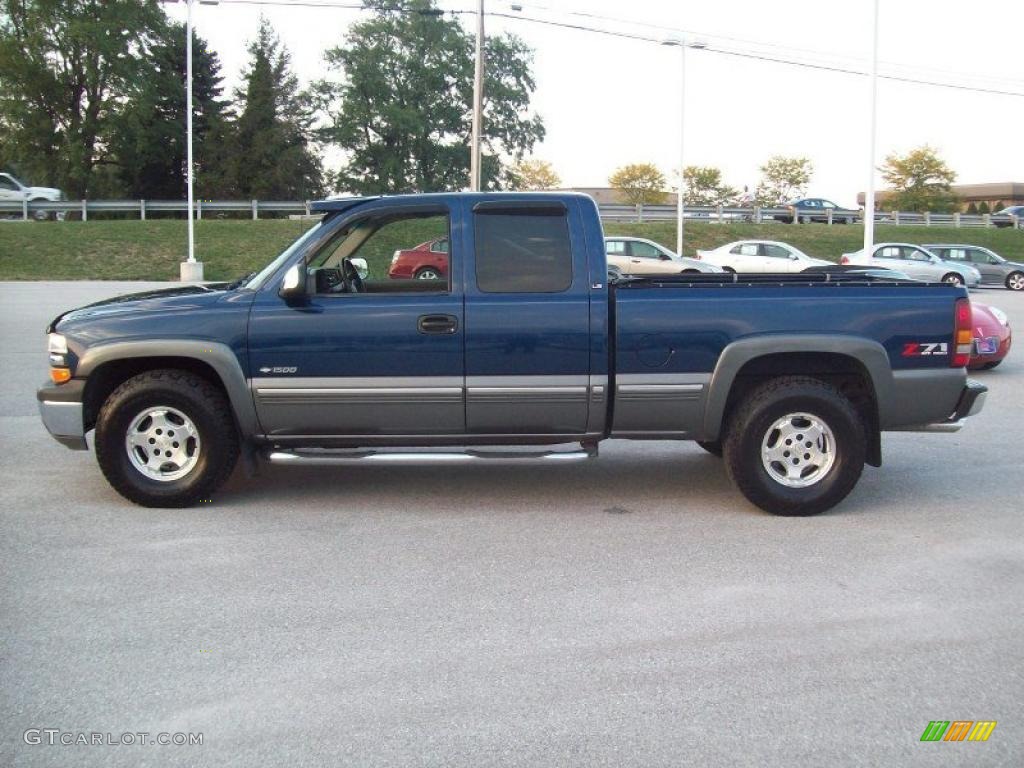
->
942;272;964;286
1006;272;1024;291
723;377;865;516
982;360;1002;369
95;369;239;507
414;267;442;280
722;266;736;274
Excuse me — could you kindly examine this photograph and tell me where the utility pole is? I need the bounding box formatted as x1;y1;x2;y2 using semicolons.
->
863;0;880;255
470;0;484;191
661;37;705;257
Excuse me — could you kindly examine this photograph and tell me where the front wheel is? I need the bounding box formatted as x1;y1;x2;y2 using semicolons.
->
1006;271;1024;291
723;377;865;516
95;369;239;507
942;272;964;286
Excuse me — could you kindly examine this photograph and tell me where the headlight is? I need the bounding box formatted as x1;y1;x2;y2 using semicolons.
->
989;306;1009;327
47;333;67;354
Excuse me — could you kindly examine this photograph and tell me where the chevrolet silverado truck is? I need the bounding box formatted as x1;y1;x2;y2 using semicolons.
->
37;193;987;515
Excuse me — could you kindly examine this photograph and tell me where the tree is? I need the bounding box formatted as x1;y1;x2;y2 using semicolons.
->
0;0;166;197
966;202;979;214
225;18;323;200
314;0;544;194
510;158;560;190
682;165;737;207
978;201;990;215
879;145;957;213
609;163;667;206
754;155;813;206
110;22;230;199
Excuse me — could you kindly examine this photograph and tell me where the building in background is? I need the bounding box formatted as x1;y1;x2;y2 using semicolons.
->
858;182;1024;211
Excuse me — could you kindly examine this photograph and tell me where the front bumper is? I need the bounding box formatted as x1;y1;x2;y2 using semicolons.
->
894;379;987;433
37;379;88;450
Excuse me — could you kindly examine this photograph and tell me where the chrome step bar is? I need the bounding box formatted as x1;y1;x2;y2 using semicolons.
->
265;444;598;466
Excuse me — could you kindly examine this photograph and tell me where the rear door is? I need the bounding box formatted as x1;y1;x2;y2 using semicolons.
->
761;243;798;272
968;248;1003;284
463;199;591;435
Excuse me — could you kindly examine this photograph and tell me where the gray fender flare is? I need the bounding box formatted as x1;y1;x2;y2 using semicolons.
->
702;334;893;441
76;340;258;437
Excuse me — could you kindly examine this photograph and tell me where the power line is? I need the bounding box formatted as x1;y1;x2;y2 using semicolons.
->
207;0;1024;97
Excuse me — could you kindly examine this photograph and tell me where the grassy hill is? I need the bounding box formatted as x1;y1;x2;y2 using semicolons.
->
1;217;1021;281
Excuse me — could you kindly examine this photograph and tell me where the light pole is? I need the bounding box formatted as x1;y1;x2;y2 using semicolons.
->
470;0;485;191
161;0;218;281
863;0;880;255
661;37;705;257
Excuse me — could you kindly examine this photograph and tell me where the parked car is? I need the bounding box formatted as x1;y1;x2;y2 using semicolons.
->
388;237;449;280
38;192;986;516
801;265;916;281
774;198;859;224
968;303;1012;370
923;244;1024;291
604;237;721;276
696;240;832;273
841;243;981;287
992;205;1024;228
0;172;64;220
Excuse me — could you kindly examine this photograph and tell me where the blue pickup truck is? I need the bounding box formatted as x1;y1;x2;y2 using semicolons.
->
38;193;986;515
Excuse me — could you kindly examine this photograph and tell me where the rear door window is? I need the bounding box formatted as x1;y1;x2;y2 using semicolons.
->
629;241;662;259
475;207;573;293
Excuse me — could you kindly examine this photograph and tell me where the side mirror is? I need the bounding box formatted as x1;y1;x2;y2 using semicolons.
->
278;263;305;302
789;253;799;260
350;257;369;279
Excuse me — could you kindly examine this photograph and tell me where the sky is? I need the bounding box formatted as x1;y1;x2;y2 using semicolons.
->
164;0;1024;202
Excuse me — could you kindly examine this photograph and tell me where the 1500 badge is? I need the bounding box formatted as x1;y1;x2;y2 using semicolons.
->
259;366;298;374
902;342;948;357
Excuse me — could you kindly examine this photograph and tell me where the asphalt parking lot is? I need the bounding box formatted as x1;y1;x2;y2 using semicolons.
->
1;281;1022;767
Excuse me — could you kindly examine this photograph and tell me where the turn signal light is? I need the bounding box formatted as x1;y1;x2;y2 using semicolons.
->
951;297;972;367
50;367;72;384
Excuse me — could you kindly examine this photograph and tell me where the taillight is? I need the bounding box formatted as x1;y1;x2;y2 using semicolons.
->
840;255;850;265
951;297;972;367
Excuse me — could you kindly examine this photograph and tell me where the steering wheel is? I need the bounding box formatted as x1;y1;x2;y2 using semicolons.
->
341;257;364;293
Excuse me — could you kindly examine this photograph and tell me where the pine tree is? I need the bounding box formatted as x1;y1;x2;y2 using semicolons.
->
227;18;323;200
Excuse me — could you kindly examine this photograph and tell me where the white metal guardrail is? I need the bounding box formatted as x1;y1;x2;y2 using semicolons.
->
0;199;1020;229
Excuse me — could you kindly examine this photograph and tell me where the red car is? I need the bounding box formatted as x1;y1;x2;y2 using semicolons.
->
387;237;449;280
969;302;1012;370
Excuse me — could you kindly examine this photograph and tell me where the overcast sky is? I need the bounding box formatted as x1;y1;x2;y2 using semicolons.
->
165;0;1024;202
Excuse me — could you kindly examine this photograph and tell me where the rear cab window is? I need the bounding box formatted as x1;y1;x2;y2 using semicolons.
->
474;205;573;293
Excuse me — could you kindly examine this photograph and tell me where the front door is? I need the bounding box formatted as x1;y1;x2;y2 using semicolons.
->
248;204;465;437
463;199;592;435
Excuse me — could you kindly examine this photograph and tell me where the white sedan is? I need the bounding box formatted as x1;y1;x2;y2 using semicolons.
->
695;240;832;273
605;237;723;276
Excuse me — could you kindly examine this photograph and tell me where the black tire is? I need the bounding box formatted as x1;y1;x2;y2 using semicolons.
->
1005;271;1024;291
723;376;865;516
414;267;442;280
95;369;239;507
30;198;50;221
941;272;963;286
697;440;723;457
722;266;736;274
982;360;1002;370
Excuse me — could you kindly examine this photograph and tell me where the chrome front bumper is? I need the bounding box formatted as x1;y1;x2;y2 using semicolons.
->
37;383;88;450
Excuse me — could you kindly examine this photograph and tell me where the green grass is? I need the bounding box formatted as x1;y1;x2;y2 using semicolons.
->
1;218;1022;280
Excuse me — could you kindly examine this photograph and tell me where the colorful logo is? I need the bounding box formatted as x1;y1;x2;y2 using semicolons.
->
920;721;997;742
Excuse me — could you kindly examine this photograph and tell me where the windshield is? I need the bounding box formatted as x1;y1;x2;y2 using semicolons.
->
243;219;324;290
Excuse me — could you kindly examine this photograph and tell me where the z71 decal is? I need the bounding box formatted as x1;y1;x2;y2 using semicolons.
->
902;342;948;357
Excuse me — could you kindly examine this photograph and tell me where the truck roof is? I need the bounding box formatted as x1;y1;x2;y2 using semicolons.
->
310;191;596;213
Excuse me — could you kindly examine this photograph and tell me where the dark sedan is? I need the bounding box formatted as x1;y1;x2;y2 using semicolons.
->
774;198;859;224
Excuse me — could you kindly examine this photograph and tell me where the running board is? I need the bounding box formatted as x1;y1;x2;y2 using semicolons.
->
265;444;598;466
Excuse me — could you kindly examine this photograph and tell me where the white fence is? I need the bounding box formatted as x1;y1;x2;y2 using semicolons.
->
1;198;1021;229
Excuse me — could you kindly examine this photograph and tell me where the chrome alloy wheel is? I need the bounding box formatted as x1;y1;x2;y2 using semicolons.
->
1008;273;1024;291
944;273;964;286
124;406;201;482
760;412;836;488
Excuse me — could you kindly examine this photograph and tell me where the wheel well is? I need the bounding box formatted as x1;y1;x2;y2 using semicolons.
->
722;352;881;466
82;357;228;431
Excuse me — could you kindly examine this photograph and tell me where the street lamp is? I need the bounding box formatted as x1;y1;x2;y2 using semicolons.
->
470;0;485;191
161;0;219;282
863;0;880;255
661;36;705;258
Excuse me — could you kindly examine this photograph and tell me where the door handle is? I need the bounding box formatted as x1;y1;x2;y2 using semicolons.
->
417;314;458;334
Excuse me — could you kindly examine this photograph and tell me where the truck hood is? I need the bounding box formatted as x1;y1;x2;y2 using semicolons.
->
49;283;235;332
